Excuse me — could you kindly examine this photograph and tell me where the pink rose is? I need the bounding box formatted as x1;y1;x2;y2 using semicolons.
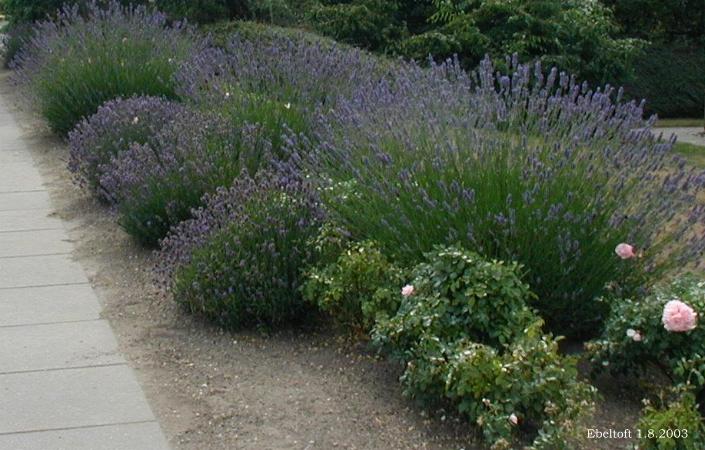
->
615;243;637;259
662;300;698;332
632;331;643;342
401;284;415;297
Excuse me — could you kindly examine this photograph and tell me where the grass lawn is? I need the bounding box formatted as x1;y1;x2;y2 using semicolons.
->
675;141;705;168
656;118;705;128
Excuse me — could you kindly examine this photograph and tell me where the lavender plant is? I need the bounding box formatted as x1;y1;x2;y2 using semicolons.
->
101;111;270;246
295;55;705;338
68;96;189;202
12;1;204;135
176;34;384;153
157;170;324;328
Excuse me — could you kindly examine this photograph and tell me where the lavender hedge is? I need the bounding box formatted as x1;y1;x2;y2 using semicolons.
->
294;55;705;337
157;169;324;328
12;0;204;134
176;34;385;153
100;111;270;246
68;96;189;202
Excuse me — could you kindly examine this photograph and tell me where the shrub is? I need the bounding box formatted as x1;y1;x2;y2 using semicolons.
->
372;246;596;449
587;275;705;404
306;0;405;51
296;55;705;338
157;170;324;328
3;0;80;24
637;388;705;449
154;0;247;24
1;22;31;68
176;32;383;156
302;239;406;333
100;112;268;246
623;43;705;118
179;36;381;171
68;96;189;201
201;20;340;50
12;1;204;135
373;246;537;354
394;20;488;65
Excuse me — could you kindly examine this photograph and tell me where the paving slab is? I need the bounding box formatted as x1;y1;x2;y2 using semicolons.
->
0;284;100;327
0;320;123;373
0;163;45;192
0;228;72;258
0;190;52;211
0;209;63;233
0;365;157;434
0;124;23;142
0;73;170;449
0;422;171;450
0;146;33;163
0;254;88;289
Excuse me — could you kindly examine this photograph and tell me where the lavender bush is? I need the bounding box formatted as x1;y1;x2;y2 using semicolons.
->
157;170;324;328
12;1;204;134
176;34;385;152
68;96;189;201
101;111;270;246
294;55;705;338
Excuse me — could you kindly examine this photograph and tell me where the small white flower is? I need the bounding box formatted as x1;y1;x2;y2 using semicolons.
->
225;92;231;99
626;328;636;338
632;331;643;342
132;116;139;125
401;285;415;297
284;102;291;109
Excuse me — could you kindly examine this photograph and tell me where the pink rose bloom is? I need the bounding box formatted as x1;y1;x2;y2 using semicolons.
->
662;300;698;332
632;331;643;342
508;413;519;426
615;243;637;259
401;285;415;297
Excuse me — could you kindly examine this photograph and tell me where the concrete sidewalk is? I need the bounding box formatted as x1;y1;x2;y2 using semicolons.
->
0;92;170;448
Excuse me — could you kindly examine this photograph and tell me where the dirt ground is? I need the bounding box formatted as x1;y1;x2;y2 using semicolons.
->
1;70;644;450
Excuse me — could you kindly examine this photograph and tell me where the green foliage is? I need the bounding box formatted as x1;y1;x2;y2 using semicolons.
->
244;0;302;25
305;0;642;84
114;121;266;246
373;246;537;354
638;388;705;450
302;239;406;333
216;90;309;160
306;0;405;51
4;0;76;24
602;0;704;44
1;22;30;68
394;20;488;63
622;43;705;118
13;2;202;135
172;177;323;329
588;276;705;398
372;246;596;449
154;0;247;23
461;0;643;83
202;19;340;50
156;0;308;24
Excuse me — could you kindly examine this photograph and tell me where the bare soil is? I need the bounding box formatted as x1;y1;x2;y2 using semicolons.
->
1;70;644;450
